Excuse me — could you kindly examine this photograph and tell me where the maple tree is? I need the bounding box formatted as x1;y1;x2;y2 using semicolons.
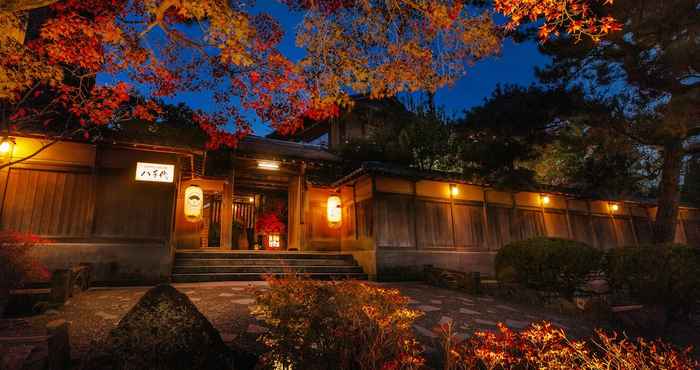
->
0;0;620;164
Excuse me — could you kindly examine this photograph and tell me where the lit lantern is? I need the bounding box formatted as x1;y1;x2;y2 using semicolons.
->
327;195;342;228
268;233;281;248
184;185;204;222
609;203;619;212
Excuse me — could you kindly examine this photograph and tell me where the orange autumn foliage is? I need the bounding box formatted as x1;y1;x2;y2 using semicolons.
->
1;1;620;149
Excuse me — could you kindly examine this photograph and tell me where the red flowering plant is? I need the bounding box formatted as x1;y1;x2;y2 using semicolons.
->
0;231;49;312
438;321;699;370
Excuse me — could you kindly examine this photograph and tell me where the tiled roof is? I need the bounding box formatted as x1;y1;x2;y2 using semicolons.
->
234;135;340;162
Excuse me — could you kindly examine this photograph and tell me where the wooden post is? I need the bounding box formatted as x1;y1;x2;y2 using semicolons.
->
353;183;359;241
587;201;599;248
412;181;419;250
564;198;574;239
482;189;490;251
219;170;234;249
449;184;456;248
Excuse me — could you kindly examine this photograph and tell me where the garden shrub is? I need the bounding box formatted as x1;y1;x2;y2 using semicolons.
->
253;276;424;370
495;237;602;298
605;243;700;318
0;231;48;313
439;321;698;370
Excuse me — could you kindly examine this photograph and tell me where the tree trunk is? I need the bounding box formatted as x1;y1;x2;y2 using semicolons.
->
653;140;684;244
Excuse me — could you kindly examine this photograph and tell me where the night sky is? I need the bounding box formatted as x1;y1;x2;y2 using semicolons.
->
102;2;550;135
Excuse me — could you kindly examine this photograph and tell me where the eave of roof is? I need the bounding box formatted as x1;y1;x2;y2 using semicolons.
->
234;135;339;162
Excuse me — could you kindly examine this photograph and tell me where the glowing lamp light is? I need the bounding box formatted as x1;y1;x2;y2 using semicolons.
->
450;184;459;197
541;195;551;206
248;196;254;203
327;195;342;228
268;233;281;248
0;137;15;156
609;203;619;212
257;160;280;170
184;185;204;222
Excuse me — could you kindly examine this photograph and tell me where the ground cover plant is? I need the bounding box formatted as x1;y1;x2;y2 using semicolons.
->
0;231;48;315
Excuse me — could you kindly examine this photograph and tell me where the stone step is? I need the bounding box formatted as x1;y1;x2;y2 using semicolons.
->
171;272;368;283
174;251;354;260
173;265;365;275
174;258;357;267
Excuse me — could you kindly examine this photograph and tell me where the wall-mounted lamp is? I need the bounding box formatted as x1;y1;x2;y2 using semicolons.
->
248;196;255;203
609;203;619;212
541;195;550;206
450;184;459;197
0;137;16;157
257;160;280;170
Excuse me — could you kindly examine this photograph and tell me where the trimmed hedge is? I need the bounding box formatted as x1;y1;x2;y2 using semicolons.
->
495;237;603;298
605;244;700;318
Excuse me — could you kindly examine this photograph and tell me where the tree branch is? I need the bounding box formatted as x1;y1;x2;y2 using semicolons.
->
0;0;59;13
0;128;82;170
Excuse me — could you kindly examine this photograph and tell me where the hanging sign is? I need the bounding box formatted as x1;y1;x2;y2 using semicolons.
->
135;162;174;183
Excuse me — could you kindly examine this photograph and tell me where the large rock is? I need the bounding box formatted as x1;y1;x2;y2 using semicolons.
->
81;284;235;370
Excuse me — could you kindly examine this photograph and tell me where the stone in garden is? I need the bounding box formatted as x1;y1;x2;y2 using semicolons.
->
407;298;420;304
246;324;268;334
505;319;529;330
232;298;255;305
474;318;497;326
496;305;518;312
416;305;440;312
430;299;442;304
459;308;481;315
80;284;235;370
95;311;118;320
412;325;437;338
477;297;494;302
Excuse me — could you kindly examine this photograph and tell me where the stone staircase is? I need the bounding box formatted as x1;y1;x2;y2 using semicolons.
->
171;251;367;283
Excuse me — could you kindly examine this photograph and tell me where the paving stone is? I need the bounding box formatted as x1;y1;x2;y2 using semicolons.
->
407;298;420;304
232;298;256;305
413;325;437;338
438;316;453;325
430;299;443;305
416;305;440;312
459;308;481;315
458;297;474;303
474;318;497;326
190;298;202;302
45;309;60;316
95;311;118;320
246;324;268;334
218;293;235;297
505;319;530;329
221;333;238;342
184;291;197;295
477;297;494;302
496;305;518;312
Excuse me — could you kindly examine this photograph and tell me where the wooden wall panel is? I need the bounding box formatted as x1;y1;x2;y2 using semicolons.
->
452;204;484;248
684;220;699;247
633;217;654;245
416;180;450;199
1;168;94;236
614;218;636;246
375;176;413;195
356;199;373;239
544;211;569;238
341;200;356;240
486;206;513;249
570;213;596;246
514;209;546;240
93;168;174;239
592;216;617;248
416;200;453;247
375;195;414;247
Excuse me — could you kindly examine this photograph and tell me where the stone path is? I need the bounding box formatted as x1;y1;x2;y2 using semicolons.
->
19;281;604;361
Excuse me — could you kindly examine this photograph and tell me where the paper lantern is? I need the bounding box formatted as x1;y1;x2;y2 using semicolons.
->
268;233;281;249
184;185;203;222
327;195;342;228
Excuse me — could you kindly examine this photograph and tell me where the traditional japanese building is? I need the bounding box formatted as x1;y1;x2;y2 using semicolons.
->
1;107;698;284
